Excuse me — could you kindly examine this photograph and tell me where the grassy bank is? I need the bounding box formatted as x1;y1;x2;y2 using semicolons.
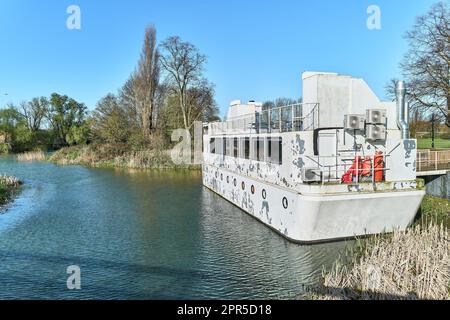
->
0;175;22;206
49;144;200;170
417;138;450;149
308;196;450;300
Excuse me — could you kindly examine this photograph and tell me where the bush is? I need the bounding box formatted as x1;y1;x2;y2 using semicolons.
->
0;143;12;155
0;175;22;205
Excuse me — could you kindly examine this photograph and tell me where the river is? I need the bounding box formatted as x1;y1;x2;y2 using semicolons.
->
0;156;349;299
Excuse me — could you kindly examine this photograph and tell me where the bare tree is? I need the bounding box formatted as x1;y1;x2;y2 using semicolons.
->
185;80;218;123
134;25;160;139
400;1;450;127
19;97;49;132
263;97;301;110
119;76;140;126
160;36;210;132
385;79;399;101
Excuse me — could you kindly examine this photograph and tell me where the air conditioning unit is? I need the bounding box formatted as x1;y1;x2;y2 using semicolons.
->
366;109;387;124
366;124;386;141
302;168;322;183
344;114;365;130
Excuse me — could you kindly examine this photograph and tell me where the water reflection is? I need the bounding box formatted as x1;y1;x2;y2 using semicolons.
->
0;157;349;299
197;190;348;299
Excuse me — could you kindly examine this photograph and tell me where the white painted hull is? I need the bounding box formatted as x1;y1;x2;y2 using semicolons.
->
203;165;425;243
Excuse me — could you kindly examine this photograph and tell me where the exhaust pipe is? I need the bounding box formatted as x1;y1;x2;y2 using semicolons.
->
396;81;409;139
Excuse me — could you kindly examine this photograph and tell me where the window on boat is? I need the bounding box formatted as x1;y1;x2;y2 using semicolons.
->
258;138;265;161
226;138;233;157
210;138;216;154
268;137;282;165
215;138;225;155
233;138;238;158
251;138;257;161
252;138;265;161
240;137;250;159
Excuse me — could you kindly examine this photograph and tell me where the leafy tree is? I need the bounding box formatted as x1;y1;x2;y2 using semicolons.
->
0;105;39;152
47;93;88;147
66;119;92;146
0;106;24;152
19;97;49;133
92;94;136;144
0;106;24;135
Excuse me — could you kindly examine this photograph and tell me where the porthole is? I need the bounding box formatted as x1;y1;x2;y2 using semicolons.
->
234;178;237;187
241;181;245;190
282;197;288;209
262;189;267;200
251;185;255;194
220;173;223;181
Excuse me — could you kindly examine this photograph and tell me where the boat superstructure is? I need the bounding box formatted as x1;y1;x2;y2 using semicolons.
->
202;72;425;243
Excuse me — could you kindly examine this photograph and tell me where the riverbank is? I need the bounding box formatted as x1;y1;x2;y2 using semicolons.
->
0;175;22;207
307;195;450;300
49;144;201;170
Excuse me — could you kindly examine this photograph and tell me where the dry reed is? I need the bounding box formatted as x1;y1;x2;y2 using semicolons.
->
17;151;46;162
318;223;449;300
0;175;22;188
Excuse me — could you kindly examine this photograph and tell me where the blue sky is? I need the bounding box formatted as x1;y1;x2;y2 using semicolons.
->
0;0;435;117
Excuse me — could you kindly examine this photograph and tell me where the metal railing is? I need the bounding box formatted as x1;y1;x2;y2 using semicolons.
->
210;103;319;135
417;150;450;172
306;154;391;185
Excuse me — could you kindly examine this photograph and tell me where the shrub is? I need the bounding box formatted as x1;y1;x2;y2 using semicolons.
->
0;143;12;155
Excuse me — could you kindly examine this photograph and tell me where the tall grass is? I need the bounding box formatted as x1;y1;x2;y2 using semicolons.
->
50;144;200;170
318;223;449;300
0;175;22;188
308;196;450;300
17;151;46;162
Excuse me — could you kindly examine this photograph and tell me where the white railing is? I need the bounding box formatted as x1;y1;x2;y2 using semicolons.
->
210;103;319;136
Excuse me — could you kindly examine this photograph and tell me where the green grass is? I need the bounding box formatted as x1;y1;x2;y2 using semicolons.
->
417;138;450;149
417;195;450;228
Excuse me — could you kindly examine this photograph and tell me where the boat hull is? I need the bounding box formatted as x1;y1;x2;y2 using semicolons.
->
202;165;425;243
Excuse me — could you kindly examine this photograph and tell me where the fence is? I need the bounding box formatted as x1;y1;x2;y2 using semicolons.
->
417;150;450;172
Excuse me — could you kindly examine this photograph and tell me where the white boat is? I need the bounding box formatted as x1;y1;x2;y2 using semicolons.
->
202;72;425;243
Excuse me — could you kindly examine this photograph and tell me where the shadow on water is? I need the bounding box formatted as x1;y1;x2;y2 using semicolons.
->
0;156;351;299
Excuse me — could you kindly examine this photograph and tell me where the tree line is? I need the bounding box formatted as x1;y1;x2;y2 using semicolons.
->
0;25;220;153
0;94;88;153
386;1;449;131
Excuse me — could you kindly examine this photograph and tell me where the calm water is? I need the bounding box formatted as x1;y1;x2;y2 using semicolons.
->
0;156;349;299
